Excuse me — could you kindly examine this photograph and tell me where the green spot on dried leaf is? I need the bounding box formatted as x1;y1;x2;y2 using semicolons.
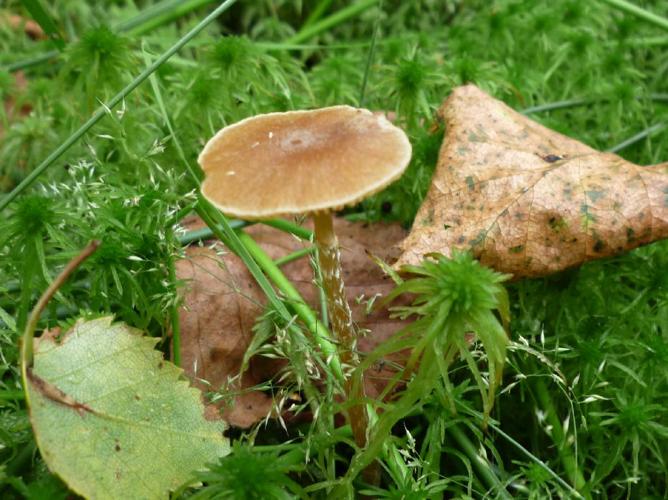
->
586;190;605;203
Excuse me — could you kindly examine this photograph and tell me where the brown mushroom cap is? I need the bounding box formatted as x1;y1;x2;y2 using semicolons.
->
198;106;412;219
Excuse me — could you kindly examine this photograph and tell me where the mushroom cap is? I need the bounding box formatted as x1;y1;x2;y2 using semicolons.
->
198;105;412;219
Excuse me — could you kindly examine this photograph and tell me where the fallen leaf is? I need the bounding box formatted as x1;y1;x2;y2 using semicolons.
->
26;317;229;499
176;218;409;427
396;84;668;278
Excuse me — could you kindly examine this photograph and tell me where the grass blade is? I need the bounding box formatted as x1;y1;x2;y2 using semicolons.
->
359;0;383;107
606;122;667;153
19;0;65;50
601;0;668;31
286;0;380;45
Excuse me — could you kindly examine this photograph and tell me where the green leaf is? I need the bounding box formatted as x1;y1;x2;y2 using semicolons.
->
24;317;229;499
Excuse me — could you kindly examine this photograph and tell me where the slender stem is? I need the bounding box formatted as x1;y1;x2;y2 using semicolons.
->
606;122;666;153
286;0;380;45
176;219;311;246
274;246;315;267
359;0;383;107
236;231;342;380
312;212;371;476
534;377;587;491
198;200;340;437
16;244;37;333
21;241;100;369
6;50;59;73
126;0;217;36
601;0;668;31
446;425;512;499
176;220;247;245
313;212;355;355
482;416;585;499
521;94;668;115
167;229;181;367
261;219;313;240
302;0;335;29
521;98;589;115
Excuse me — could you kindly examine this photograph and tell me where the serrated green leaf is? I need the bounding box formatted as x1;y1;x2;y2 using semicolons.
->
25;316;229;500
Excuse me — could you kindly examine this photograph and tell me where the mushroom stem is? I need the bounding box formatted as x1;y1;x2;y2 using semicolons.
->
313;212;355;355
313;212;369;452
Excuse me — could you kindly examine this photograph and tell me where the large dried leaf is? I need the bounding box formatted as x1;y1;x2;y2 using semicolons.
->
176;218;409;427
396;85;668;277
26;317;229;499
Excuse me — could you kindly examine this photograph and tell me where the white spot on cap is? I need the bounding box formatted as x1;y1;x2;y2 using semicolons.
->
226;171;236;176
268;131;274;139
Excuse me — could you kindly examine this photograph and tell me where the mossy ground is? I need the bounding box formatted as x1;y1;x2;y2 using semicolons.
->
1;1;667;498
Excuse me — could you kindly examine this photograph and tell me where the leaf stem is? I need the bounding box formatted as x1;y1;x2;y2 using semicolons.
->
21;240;100;369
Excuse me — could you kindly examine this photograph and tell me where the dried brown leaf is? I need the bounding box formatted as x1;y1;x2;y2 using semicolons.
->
396;85;668;277
176;218;408;427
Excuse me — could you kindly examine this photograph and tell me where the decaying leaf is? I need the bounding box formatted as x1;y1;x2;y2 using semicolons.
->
26;317;229;500
176;218;409;427
396;84;668;278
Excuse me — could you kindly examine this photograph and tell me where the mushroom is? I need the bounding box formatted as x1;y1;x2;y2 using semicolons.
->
198;105;411;447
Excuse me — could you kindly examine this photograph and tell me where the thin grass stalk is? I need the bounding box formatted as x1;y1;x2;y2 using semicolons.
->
166;228;181;367
286;0;380;45
445;424;512;499
521;94;668;115
236;231;342;381
302;0;335;29
533;376;587;491
601;0;668;31
126;0;217;36
358;0;383;107
606;122;666;153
